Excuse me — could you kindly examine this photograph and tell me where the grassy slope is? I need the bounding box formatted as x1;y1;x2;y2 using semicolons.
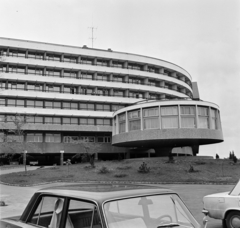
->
0;157;239;185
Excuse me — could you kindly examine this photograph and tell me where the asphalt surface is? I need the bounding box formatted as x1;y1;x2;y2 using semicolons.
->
0;166;235;228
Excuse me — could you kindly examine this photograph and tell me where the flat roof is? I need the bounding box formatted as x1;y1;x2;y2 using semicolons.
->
39;183;175;203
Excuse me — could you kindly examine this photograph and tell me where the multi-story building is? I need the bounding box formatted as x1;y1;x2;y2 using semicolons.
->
0;37;223;163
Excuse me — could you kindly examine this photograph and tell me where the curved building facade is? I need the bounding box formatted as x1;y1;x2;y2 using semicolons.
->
0;37;223;162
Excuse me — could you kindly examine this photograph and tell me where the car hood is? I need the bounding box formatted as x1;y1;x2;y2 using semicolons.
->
204;192;230;198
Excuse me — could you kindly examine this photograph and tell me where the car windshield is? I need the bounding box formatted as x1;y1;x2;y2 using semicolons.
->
229;179;240;196
104;194;199;228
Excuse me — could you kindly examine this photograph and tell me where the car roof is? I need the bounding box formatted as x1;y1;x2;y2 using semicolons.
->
38;184;176;203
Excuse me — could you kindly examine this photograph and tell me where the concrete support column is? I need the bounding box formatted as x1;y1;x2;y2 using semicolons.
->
172;84;177;91
93;58;97;65
61;54;64;62
181;88;186;94
60;85;64;93
160;81;165;88
25;66;28;74
110;88;114;96
77;56;81;64
77;70;81;79
144;78;148;85
171;72;177;78
24;82;27;91
6;48;9;56
77;85;81;94
195;105;199;128
124;75;129;83
125;112;128;132
109;74;113;82
6;64;9;72
43;83;46;92
94;87;98;94
43;67;46;76
26;50;28;58
95;152;98;160
180;76;185;82
43;52;47;60
60;69;64;78
143;64;148;71
60;150;64;166
125;89;129;98
144;91;149;99
160;94;166;100
159;68;165;74
109;59;113;67
123;61;128;69
208;107;211;129
93;72;97;80
23;150;27;171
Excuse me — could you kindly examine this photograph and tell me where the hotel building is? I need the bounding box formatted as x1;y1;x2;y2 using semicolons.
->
0;37;223;163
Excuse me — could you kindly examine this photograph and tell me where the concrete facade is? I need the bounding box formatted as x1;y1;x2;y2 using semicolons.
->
0;37;223;161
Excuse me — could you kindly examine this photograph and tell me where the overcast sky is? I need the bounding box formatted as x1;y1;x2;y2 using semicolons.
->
0;0;239;158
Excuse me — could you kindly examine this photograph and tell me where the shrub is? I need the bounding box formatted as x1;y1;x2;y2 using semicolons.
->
138;162;150;173
98;166;110;174
0;201;6;206
114;173;128;178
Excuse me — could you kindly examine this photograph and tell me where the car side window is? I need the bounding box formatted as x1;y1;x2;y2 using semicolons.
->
28;196;65;228
67;199;102;228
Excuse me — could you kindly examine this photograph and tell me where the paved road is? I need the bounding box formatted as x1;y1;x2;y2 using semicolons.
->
0;166;234;228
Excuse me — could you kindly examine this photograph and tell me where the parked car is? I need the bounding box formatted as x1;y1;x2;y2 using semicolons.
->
0;184;202;228
203;179;240;228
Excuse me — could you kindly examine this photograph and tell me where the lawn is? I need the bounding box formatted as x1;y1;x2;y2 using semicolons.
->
0;157;239;185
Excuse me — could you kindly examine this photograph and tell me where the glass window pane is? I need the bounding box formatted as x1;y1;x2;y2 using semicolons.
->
144;118;159;129
63;118;71;124
162;116;178;129
161;106;178;115
181;117;195;128
129;119;141;131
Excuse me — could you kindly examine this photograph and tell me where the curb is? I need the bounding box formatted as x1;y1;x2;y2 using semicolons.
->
0;180;236;187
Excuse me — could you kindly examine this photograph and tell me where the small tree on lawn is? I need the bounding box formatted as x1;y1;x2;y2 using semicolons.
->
73;139;102;168
0;114;41;172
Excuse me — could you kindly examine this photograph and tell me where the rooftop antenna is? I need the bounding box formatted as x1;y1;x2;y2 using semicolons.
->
88;26;97;48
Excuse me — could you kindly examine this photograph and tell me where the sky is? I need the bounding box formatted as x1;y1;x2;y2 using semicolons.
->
0;0;239;158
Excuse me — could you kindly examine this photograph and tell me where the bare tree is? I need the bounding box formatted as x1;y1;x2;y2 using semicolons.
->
72;140;102;168
0;114;41;172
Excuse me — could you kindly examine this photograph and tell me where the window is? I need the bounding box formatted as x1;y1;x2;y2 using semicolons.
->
180;106;196;128
63;102;78;110
46;85;60;93
45;134;61;143
96;59;108;66
96;119;111;126
28;52;44;60
63;118;78;125
80;118;94;125
118;113;126;133
161;106;178;129
128;63;142;70
113;76;123;82
44;117;61;125
63;71;77;78
80;103;94;110
81;58;93;65
0;99;5;106
112;105;125;112
46;54;60;62
64;56;77;63
47;69;61;77
96;104;110;111
112;61;123;68
198;106;209;129
28;67;43;75
211;108;218;129
128;110;141;131
143;107;159;129
97;89;109;96
28;196;65;228
67;199;101;228
81;72;93;80
129;78;141;84
26;133;43;142
96;74;108;81
114;90;124;97
7;99;24;107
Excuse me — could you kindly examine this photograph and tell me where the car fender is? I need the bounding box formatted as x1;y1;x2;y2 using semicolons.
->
224;208;240;219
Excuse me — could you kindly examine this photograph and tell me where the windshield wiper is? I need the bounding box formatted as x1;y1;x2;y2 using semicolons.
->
157;223;180;227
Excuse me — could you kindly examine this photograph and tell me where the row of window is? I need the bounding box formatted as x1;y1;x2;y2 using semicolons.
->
0;65;192;95
0;134;111;143
0;115;112;126
0;48;191;85
0;81;181;100
117;105;220;133
0;98;125;112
